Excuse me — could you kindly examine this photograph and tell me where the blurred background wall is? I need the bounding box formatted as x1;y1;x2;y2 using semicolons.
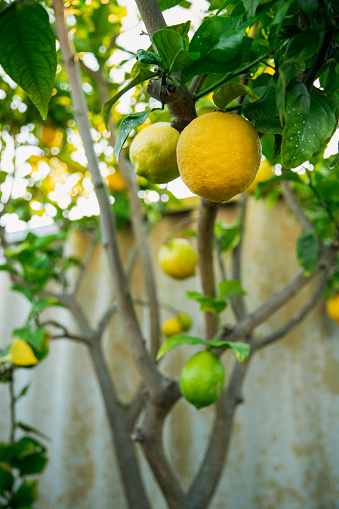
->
1;198;339;509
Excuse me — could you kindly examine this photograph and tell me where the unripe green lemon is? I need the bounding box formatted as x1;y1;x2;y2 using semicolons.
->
176;313;192;331
179;350;225;409
161;317;183;338
158;238;198;280
129;122;180;184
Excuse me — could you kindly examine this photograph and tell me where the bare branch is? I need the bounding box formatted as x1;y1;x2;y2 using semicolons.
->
134;0;166;42
197;199;219;339
52;0;165;399
125;385;148;432
254;270;329;350
222;245;337;343
188;358;250;509
281;181;314;232
74;233;97;295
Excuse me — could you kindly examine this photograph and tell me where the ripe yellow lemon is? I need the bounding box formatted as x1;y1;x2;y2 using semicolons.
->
129;122;180;184
105;171;126;192
39;124;63;148
161;317;183;337
158;238;198;279
179;350;225;409
246;159;274;194
177;112;262;202
326;294;339;324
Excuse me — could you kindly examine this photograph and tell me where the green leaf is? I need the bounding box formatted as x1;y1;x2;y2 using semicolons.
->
296;232;319;276
208;340;250;361
12;327;48;352
242;0;262;16
10;480;38;508
157;0;182;10
15;422;50;441
136;49;163;67
213;82;259;110
15;453;47;476
186;291;227;314
218;280;246;300
0;2;57;119
242;86;277;120
316;178;339;202
156;335;207;360
214;223;242;252
281;80;338;168
14;384;30;403
167;21;191;49
113;110;154;163
152;28;199;75
255;118;283;135
181;16;246;83
0;461;13;495
102;68;159;129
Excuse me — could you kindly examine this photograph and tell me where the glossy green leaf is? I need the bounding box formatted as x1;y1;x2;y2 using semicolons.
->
213;82;259;109
0;2;57;119
181;16;246;83
242;86;277;120
255;118;283;135
156;335;207;360
218;280;246;300
152;28;199;75
113;110;154;163
102;69;159;129
136;49;163;67
242;0;262;16
208;340;250;361
281;81;338;168
296;232;318;276
157;0;182;10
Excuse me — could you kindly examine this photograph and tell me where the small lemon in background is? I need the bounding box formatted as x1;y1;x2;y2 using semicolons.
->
158;238;198;280
326;294;339;324
129;122;180;184
161;317;183;338
176;313;192;331
246;159;274;194
179;350;225;409
105;171;126;192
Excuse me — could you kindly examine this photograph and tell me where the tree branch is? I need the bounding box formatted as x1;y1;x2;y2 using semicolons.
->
52;0;165;400
281;181;314;233
197;199;219;339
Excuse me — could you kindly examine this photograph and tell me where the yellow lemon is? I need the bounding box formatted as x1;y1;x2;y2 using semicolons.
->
246;159;274;194
158;238;198;279
129;122;180;184
39;124;63;148
161;317;183;337
326;294;339;324
105;171;126;192
0;338;38;366
177;112;262;203
179;350;225;409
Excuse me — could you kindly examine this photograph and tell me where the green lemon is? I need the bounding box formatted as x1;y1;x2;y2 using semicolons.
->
129;122;180;184
176;313;192;331
158;238;198;280
179;350;225;409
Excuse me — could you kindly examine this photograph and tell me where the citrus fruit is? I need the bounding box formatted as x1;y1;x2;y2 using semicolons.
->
176;313;192;331
246;159;273;194
161;317;183;337
39;124;63;148
176;112;262;202
129;122;180;184
105;171;126;192
158;238;198;279
0;338;38;366
179;350;225;409
326;294;339;324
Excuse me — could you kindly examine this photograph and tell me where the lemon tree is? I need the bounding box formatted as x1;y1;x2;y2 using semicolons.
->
1;0;339;509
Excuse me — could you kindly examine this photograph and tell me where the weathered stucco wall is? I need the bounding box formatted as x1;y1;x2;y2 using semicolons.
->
1;198;339;509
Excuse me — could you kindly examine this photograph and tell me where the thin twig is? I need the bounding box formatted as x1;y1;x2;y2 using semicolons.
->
74;233;97;295
281;181;314;232
230;194;248;321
